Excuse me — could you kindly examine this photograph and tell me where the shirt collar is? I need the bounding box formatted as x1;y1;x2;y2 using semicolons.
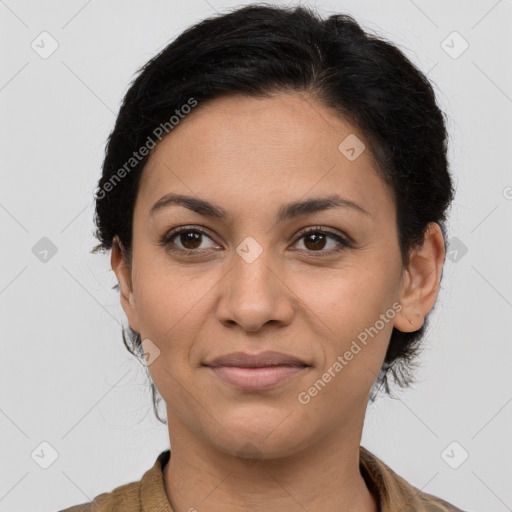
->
139;446;462;512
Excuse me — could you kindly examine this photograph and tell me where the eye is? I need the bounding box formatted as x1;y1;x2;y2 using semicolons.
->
158;225;352;257
158;226;219;254
293;227;351;255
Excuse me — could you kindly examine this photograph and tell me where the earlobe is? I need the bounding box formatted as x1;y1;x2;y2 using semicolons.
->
111;236;140;332
393;222;445;333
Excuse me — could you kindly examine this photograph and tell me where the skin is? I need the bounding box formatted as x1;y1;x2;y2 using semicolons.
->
111;92;446;511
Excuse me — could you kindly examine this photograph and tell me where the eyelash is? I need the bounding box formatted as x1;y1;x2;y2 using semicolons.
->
158;225;352;257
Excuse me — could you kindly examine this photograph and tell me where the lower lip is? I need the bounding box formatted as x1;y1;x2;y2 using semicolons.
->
208;365;307;391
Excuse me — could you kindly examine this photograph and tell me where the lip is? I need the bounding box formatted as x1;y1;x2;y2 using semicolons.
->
203;351;310;392
204;350;308;368
208;365;307;391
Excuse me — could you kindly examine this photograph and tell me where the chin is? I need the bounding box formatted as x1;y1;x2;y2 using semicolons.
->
207;419;313;461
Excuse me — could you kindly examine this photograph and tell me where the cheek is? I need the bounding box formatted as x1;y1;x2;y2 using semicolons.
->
132;251;209;334
289;258;399;390
132;266;209;406
294;255;398;335
131;257;223;375
293;282;395;417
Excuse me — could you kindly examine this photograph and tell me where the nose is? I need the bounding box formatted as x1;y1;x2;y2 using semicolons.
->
216;247;295;333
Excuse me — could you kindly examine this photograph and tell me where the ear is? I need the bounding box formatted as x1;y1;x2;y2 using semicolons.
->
111;236;140;333
394;222;446;332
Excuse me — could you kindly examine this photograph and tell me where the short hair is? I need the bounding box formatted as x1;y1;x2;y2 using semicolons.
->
91;3;454;422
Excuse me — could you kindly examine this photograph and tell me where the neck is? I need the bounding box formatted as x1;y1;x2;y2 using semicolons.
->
163;415;378;512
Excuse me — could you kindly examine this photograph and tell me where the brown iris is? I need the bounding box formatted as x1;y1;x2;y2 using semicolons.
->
180;231;203;250
303;232;327;251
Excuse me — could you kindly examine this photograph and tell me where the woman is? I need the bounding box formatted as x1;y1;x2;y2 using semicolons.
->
60;4;465;511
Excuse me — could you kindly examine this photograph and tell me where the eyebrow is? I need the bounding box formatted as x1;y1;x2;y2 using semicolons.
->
150;192;372;221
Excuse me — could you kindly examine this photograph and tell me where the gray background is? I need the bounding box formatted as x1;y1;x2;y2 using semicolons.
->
1;0;511;510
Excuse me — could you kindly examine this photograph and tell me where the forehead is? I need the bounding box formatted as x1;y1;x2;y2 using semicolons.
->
145;92;363;167
136;93;393;220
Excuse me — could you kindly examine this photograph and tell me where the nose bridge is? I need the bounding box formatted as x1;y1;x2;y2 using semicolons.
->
216;238;293;331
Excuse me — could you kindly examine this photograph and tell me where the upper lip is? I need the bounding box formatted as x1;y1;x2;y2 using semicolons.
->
204;351;309;368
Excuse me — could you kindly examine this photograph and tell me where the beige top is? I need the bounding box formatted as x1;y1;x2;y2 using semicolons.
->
59;446;465;511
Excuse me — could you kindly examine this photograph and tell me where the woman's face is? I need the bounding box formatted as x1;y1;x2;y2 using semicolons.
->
113;92;436;459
